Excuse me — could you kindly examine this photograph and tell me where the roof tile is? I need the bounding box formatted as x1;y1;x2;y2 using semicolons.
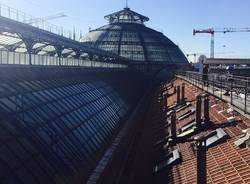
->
106;78;250;184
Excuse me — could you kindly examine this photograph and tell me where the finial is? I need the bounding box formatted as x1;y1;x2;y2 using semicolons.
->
125;0;128;8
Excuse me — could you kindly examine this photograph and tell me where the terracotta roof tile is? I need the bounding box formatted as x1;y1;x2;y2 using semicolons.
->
167;79;250;184
100;78;250;184
160;78;250;184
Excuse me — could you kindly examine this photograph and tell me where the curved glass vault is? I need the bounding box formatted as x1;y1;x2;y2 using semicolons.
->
81;8;188;64
0;66;147;184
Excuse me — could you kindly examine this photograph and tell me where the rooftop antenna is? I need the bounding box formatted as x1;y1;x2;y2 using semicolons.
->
125;0;128;8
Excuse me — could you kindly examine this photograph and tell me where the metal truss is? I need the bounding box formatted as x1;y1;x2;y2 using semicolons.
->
0;16;128;65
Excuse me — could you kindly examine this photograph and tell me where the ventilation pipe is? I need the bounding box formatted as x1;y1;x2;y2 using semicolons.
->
195;95;202;129
170;110;177;141
181;83;185;102
164;91;168;111
176;86;180;104
195;137;207;184
204;95;210;124
162;93;166;112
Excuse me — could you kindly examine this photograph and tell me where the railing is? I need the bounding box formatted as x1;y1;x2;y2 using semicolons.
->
0;3;82;41
209;65;250;69
177;71;250;114
0;50;127;69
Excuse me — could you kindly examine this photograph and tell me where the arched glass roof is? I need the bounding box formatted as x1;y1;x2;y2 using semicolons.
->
0;67;147;184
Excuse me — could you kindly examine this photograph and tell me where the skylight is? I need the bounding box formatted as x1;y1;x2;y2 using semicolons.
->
152;149;181;174
205;128;228;148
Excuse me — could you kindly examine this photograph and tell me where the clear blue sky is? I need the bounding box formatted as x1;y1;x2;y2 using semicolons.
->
1;0;250;62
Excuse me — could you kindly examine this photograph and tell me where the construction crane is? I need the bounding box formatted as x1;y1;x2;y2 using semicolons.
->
26;13;67;25
193;27;250;58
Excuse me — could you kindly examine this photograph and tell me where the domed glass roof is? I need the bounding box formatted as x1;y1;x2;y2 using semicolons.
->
80;8;188;64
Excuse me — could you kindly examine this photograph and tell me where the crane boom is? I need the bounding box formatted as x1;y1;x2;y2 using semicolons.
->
193;27;250;58
219;27;250;33
193;27;250;35
193;28;214;35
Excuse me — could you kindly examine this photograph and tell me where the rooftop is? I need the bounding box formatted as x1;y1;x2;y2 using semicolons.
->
98;77;250;184
164;79;250;184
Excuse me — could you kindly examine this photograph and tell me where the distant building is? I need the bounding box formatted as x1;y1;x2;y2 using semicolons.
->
205;58;250;76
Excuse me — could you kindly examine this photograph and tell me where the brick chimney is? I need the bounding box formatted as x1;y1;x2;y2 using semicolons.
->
195;137;207;184
204;95;210;124
195;95;202;129
174;86;177;94
162;93;166;112
164;91;168;111
176;86;180;104
170;110;177;140
181;83;185;102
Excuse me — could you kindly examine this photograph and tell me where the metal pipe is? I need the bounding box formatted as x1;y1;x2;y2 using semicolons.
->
204;95;210;124
196;137;207;184
245;81;247;113
170;110;176;140
181;83;185;102
230;80;233;105
177;86;180;104
164;92;168;111
195;95;202;129
212;76;215;95
161;94;165;112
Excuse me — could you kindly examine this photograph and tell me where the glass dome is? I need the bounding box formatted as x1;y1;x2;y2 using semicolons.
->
80;8;188;64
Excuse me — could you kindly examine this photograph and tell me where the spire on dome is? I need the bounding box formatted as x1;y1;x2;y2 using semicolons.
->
125;0;128;8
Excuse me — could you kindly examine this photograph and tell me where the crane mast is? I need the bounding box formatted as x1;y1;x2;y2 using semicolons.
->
193;27;250;58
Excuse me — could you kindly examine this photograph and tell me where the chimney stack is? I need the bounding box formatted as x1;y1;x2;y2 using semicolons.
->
195;137;207;184
162;93;166;112
176;86;180;104
164;91;168;111
204;95;210;124
195;95;202;129
181;83;185;102
170;110;177;140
